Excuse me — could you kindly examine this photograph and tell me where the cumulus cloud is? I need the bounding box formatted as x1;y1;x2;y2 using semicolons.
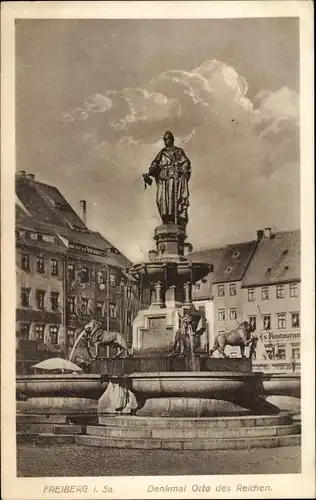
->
85;93;112;112
60;59;299;260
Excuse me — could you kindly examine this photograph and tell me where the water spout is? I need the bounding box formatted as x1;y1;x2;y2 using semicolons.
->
188;326;197;372
69;328;87;362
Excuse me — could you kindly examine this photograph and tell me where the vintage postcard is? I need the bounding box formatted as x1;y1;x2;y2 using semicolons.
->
1;1;315;499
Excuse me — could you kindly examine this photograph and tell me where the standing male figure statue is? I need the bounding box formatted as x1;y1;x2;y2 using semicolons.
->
143;131;191;227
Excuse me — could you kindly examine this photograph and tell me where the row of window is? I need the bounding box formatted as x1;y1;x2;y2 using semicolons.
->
217;283;237;296
19;317;134;346
68;264;119;288
17;228;120;260
216;283;299;299
247;284;298;301
68;242;107;257
21;288;60;310
67;296;115;319
21;254;59;276
218;341;300;361
19;323;59;344
16;230;54;243
262;344;300;361
217;309;300;329
20;287;131;321
20;255;126;291
67;296;132;324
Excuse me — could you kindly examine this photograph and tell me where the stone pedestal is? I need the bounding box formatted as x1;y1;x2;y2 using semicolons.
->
154;223;187;257
130;217;212;357
132;308;180;356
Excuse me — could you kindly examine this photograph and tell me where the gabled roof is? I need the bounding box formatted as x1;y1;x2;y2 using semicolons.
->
15;175;132;269
16;205;67;254
16;176;87;230
215;241;258;283
242;230;300;286
16;205;55;235
188;247;226;276
189;241;258;284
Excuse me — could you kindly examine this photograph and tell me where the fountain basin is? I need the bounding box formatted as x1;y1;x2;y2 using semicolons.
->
262;374;300;398
128;371;261;399
16;372;301;401
16;374;105;399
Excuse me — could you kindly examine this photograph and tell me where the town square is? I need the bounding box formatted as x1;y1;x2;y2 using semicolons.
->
2;4;314;498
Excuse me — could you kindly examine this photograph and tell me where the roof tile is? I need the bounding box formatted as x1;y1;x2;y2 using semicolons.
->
242;230;300;286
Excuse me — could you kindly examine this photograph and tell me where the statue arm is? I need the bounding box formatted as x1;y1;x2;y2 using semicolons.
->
148;151;162;178
143;151;161;187
178;149;191;180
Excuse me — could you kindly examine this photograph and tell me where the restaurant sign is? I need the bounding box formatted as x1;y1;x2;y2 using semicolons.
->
261;331;300;341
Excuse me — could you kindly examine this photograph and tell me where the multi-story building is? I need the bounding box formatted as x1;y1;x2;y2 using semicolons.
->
191;239;258;356
242;228;300;371
191;228;300;371
190;247;226;351
15;171;138;366
16;205;66;351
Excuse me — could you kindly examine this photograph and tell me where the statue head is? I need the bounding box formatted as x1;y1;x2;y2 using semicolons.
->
163;130;174;147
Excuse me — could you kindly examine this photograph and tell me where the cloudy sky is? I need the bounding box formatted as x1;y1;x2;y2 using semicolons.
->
16;18;299;262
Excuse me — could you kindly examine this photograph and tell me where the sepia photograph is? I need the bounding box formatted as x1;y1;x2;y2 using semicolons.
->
1;1;314;499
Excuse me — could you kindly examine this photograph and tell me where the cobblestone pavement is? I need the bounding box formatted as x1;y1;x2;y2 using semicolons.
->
17;444;300;476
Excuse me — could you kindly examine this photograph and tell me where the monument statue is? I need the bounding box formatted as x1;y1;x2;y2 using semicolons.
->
172;311;194;357
143;131;191;227
209;321;258;359
80;319;131;359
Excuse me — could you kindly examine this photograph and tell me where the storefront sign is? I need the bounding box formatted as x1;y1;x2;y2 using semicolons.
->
261;331;300;341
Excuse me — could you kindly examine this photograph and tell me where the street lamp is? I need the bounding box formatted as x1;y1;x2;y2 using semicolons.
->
97;264;110;334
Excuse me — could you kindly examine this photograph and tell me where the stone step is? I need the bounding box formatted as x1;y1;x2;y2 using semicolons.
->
86;423;300;440
16;422;56;433
75;434;301;450
17;432;76;445
95;413;293;429
53;425;85;435
16;414;68;424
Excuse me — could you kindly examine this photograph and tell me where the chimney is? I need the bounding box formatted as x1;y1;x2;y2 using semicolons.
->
257;230;264;241
263;227;272;238
79;200;87;224
26;173;35;181
16;170;26;177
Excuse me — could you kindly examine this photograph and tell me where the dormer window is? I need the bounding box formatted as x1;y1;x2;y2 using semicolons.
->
278;266;289;278
232;251;240;258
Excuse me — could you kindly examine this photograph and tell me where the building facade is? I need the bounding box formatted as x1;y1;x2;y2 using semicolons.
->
16;207;66;351
15;171;139;367
191;241;258;357
191;228;301;371
242;229;301;372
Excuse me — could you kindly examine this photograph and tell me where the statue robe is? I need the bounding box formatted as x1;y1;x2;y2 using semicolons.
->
148;146;191;225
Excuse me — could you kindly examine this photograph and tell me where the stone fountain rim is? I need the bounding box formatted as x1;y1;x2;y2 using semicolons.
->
262;373;301;379
93;413;294;422
16;374;102;381
127;371;261;379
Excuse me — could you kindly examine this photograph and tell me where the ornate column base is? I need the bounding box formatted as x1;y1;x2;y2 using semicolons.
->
154;223;187;257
